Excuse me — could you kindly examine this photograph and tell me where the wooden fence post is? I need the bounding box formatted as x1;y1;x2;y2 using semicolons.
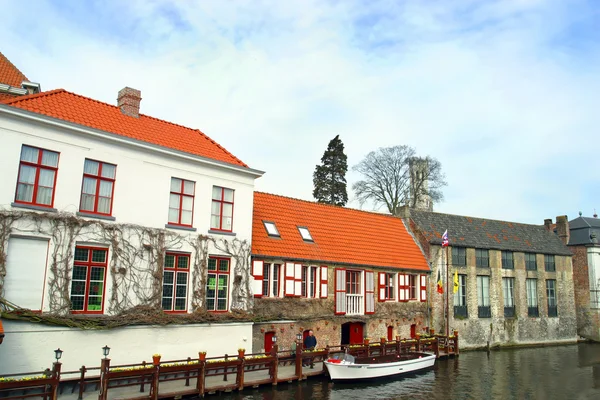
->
223;354;228;382
149;364;159;400
295;341;303;379
433;337;439;358
395;336;401;355
77;365;86;400
140;361;147;393
97;358;110;400
454;331;459;355
185;357;191;387
236;353;244;390
196;359;205;397
270;344;278;385
50;362;61;400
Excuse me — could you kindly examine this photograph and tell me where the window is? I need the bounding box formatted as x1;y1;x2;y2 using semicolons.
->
301;266;318;298
262;263;281;297
211;186;234;231
384;273;395;300
15;145;59;207
526;278;539;317
477;275;491;318
161;253;189;312
70;247;107;313
525;253;537;271
503;277;515;317
452;247;466;266
346;270;361;294
408;275;417;300
453;274;468;318
206;257;230;311
169;178;195;226
544;255;556;272
298;227;313;242
546;279;557;317
263;221;280;237
476;249;489;268
502;251;514;269
80;159;116;215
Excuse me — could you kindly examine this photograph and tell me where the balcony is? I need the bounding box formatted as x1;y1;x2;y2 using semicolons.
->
528;306;539;317
548;305;558;317
504;306;516;318
346;294;364;316
478;306;492;318
454;305;468;318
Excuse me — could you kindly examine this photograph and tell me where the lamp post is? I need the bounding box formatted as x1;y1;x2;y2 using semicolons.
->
54;348;63;363
102;345;111;359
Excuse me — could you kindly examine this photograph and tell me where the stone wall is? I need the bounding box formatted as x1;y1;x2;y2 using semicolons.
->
571;244;600;341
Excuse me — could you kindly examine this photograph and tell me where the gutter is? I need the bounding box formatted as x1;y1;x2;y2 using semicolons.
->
0;104;265;179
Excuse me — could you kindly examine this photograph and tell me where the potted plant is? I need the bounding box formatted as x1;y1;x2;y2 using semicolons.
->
238;348;245;358
364;338;370;345
152;354;161;366
199;351;207;361
453;329;459;337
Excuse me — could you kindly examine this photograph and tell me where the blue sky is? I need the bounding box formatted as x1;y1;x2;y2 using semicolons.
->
2;0;600;224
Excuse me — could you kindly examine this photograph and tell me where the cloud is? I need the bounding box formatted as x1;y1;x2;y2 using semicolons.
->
1;0;599;224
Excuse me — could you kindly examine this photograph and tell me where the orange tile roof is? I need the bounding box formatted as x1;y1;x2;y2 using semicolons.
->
3;89;248;168
252;192;430;271
0;51;28;88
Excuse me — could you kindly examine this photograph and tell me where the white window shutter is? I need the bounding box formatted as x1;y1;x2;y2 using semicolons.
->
252;260;264;298
285;262;295;296
335;268;346;315
378;272;386;302
366;271;375;314
320;266;328;298
294;263;302;297
399;274;405;301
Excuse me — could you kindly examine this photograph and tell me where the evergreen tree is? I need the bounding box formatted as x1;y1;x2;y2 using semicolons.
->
313;135;348;206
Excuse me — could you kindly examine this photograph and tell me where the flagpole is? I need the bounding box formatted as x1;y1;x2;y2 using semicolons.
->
445;245;449;338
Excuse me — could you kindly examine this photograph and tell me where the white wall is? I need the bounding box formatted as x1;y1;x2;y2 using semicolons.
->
0;319;253;374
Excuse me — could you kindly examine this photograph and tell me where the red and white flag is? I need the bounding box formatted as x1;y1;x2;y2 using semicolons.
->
442;230;449;247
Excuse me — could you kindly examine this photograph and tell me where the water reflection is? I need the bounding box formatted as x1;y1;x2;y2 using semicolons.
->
221;344;600;400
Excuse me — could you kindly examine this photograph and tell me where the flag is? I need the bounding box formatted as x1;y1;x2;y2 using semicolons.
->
437;270;443;294
442;230;449;247
453;269;459;294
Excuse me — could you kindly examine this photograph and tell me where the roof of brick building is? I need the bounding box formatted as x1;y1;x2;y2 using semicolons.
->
252;192;430;271
3;89;248;168
568;215;600;246
409;209;572;256
0;51;28;87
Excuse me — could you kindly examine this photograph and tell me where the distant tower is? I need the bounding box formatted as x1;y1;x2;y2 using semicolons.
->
409;157;433;211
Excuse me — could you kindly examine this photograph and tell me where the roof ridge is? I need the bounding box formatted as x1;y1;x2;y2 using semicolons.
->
412;209;547;229
3;88;66;105
255;191;403;220
0;51;29;83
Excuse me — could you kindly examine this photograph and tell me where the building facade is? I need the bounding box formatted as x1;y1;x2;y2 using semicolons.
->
405;209;577;349
0;85;262;373
250;192;431;353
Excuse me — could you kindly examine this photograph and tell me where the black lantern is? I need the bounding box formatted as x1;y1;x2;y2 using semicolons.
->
54;348;63;362
102;345;111;359
296;333;302;341
272;335;277;343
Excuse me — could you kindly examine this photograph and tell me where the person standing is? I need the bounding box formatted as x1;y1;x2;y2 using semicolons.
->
303;330;317;368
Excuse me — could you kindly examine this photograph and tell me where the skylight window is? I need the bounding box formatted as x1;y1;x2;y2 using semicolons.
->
298;226;313;242
263;221;280;237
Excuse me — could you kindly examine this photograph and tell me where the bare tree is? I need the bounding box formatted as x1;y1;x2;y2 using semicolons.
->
352;145;447;214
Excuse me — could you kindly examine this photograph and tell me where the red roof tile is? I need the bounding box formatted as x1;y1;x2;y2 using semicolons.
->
4;89;248;168
252;192;429;271
0;51;28;88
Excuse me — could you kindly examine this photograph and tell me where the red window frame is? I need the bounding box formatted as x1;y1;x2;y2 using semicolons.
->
211;186;234;232
262;263;281;297
206;256;230;312
169;177;195;227
408;275;417;300
162;253;190;313
14;145;59;208
70;246;108;314
346;270;361;294
383;272;395;300
79;159;116;216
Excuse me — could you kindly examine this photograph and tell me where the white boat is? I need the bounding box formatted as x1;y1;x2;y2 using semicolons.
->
324;351;436;381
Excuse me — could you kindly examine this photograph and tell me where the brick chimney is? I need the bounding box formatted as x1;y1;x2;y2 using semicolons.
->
117;87;141;118
555;215;570;245
544;218;552;231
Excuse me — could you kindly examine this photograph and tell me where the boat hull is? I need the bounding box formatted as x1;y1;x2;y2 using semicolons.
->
324;352;436;381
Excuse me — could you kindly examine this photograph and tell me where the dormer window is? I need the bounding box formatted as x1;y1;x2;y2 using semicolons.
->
298;226;313;242
263;221;280;237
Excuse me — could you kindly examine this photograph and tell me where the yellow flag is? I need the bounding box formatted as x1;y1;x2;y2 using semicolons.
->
453;269;459;294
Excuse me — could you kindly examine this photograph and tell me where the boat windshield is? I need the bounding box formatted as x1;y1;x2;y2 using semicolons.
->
343;354;355;363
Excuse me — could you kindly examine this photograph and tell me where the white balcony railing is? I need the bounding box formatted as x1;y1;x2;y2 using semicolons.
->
346;294;364;315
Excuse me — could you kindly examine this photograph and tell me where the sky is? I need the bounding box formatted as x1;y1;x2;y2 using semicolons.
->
1;0;599;224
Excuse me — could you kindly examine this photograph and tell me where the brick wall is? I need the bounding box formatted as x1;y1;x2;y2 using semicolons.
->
571;245;600;341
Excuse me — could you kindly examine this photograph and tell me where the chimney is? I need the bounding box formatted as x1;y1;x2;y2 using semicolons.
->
555;215;570;245
117;87;141;118
395;205;411;219
544;218;552;231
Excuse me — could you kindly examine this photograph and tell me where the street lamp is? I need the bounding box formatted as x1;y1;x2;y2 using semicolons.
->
296;333;302;342
272;335;277;343
102;345;111;359
54;348;63;363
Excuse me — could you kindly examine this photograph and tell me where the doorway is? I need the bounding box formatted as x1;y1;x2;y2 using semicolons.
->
302;329;311;349
264;331;275;353
341;322;364;345
410;324;416;339
387;326;393;341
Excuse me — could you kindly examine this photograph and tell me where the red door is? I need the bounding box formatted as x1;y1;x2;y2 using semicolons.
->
387;326;393;341
264;331;275;353
410;324;416;339
349;322;363;345
302;330;310;349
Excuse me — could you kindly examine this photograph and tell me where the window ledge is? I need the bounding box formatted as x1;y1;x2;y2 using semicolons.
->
77;212;116;221
208;229;237;237
165;224;197;232
11;202;57;213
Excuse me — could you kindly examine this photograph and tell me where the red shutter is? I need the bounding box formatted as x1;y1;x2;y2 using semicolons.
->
365;271;375;314
320;266;328;298
404;274;410;301
378;272;386;302
335;268;346;315
420;275;427;302
284;262;295;296
398;274;405;301
294;263;302;297
252;260;264;298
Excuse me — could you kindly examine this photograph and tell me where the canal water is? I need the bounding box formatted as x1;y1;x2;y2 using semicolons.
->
220;343;600;400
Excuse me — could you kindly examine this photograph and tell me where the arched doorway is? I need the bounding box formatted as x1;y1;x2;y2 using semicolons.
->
341;322;364;345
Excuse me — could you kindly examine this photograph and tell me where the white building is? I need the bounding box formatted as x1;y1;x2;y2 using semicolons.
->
0;85;262;373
